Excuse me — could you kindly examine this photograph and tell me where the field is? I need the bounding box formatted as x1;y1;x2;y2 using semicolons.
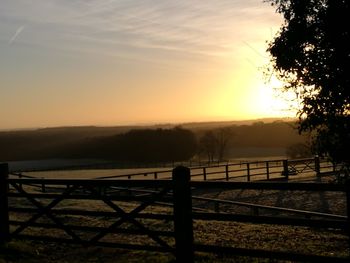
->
3;179;349;262
2;221;348;263
2;159;348;262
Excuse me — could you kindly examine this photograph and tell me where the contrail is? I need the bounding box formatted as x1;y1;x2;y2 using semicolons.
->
242;41;267;59
9;25;25;45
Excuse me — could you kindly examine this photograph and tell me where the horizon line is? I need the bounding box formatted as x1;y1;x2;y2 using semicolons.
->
0;116;297;132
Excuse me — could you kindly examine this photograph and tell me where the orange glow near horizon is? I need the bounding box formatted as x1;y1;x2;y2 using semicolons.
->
0;1;289;129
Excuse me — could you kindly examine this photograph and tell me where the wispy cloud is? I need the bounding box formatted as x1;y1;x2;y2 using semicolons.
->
242;41;268;59
1;0;281;63
8;25;24;44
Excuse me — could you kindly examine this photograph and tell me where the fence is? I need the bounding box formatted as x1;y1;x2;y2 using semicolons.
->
78;156;333;182
10;157;334;183
1;163;349;262
189;156;329;182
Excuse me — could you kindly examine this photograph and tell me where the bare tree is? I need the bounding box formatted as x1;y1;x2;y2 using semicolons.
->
216;127;234;161
199;128;234;163
199;131;217;163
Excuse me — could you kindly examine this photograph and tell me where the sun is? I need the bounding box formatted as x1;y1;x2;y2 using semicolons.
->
255;76;298;118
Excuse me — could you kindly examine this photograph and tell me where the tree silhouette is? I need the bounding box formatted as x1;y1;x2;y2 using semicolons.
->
199;131;217;163
198;128;234;162
216;128;234;161
266;0;350;166
116;127;197;162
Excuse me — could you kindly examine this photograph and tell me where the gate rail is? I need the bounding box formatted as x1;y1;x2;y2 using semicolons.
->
1;163;350;262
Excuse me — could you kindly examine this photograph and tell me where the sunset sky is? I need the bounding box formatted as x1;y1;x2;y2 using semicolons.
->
0;0;292;130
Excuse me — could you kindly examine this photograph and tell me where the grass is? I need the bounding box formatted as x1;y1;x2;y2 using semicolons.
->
0;241;293;263
0;241;174;263
3;175;349;262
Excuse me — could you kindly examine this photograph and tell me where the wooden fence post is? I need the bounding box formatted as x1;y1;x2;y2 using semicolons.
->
0;163;10;244
283;160;289;180
345;180;350;246
214;202;220;212
247;163;250;182
172;166;194;263
41;177;46;193
266;161;270;180
314;156;320;176
225;165;229;181
19;173;23;190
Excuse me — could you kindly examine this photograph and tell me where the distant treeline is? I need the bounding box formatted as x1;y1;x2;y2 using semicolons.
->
0;120;308;162
226;121;305;148
0;127;197;162
62;127;197;162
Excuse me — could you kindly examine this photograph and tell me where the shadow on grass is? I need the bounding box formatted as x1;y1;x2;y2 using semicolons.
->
1;241;286;263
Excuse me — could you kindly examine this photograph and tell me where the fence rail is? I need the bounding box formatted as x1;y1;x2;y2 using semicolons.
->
1;163;349;262
9;157;335;184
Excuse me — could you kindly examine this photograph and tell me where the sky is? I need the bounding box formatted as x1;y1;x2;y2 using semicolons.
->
0;0;291;130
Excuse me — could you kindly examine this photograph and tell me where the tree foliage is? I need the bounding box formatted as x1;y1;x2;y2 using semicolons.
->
198;128;234;162
266;0;350;165
113;127;197;162
199;131;217;162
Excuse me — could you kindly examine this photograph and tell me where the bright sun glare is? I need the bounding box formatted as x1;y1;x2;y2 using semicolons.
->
257;76;298;117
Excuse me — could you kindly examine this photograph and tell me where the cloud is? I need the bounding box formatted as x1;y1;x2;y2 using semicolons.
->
1;0;280;63
8;25;25;45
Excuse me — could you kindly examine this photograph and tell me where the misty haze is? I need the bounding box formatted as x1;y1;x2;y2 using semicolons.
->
1;0;349;262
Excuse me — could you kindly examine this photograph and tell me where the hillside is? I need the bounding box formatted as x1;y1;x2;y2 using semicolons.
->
0;119;307;161
193;120;307;158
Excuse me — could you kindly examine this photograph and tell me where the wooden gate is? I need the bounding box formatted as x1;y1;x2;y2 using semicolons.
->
1;164;193;262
